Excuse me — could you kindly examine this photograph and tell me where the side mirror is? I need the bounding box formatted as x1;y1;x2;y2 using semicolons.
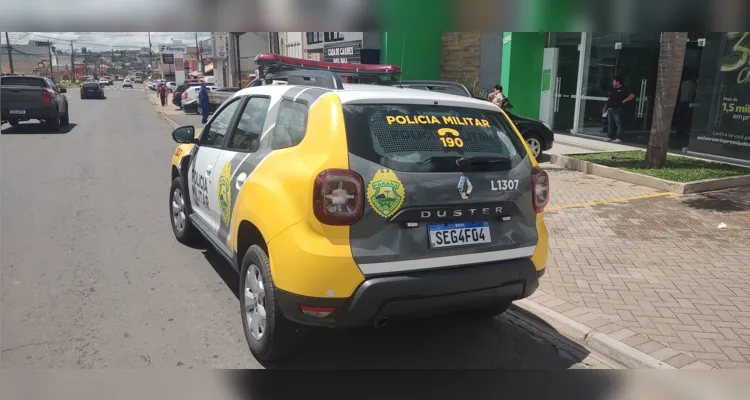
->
59;88;67;93
172;126;196;144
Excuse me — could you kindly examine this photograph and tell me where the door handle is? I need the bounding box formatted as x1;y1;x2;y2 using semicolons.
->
236;173;247;189
206;165;213;175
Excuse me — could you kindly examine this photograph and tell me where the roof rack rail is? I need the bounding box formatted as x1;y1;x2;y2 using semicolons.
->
380;80;474;98
247;53;402;89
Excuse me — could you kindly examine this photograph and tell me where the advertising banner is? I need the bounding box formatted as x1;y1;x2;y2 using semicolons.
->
162;54;175;65
212;32;229;59
175;58;184;71
688;32;750;161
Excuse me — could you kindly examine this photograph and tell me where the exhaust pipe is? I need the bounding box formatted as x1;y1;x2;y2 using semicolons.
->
373;317;388;328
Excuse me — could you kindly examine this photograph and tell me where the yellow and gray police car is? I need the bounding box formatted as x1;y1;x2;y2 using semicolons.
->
169;53;550;361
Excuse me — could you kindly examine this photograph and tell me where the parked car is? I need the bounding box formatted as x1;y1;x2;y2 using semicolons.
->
99;78;109;86
165;81;178;92
171;82;202;109
1;75;70;130
81;82;105;99
168;53;551;362
503;111;555;159
122;79;133;88
206;87;240;112
181;85;218;114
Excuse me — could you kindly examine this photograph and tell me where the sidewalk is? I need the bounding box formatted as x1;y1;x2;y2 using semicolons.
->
536;162;750;368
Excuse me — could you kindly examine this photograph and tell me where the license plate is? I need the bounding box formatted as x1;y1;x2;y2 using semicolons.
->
428;221;491;249
9;110;25;115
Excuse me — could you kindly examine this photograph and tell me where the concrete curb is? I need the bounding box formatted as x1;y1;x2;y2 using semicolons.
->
550;153;750;194
511;298;686;369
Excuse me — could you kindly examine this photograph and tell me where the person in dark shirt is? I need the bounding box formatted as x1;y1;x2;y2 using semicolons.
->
602;76;635;143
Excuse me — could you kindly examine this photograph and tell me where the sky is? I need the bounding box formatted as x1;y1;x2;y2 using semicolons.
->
5;32;211;52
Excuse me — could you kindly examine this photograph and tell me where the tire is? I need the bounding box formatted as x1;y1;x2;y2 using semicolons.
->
464;302;511;319
45;111;61;132
240;245;305;362
169;177;200;245
524;133;543;159
60;113;70;126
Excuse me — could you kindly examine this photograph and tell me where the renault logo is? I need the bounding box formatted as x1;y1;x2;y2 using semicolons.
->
457;176;473;200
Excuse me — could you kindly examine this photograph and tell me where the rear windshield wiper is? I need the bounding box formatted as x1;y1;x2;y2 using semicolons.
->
455;155;511;167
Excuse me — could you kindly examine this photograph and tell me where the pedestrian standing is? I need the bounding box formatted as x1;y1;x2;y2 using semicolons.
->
602;76;635;143
158;84;167;107
198;82;210;124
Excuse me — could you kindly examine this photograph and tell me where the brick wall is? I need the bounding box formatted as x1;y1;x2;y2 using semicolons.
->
440;32;481;89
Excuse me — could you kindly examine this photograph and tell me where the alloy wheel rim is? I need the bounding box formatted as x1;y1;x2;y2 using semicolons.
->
171;187;186;231
527;138;541;158
244;264;267;341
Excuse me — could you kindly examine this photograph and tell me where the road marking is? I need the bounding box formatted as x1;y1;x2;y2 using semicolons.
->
545;192;675;212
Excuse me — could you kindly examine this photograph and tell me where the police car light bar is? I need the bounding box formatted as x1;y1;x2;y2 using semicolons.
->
254;53;402;77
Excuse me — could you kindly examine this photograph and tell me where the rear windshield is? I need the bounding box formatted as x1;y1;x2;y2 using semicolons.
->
83;83;101;88
1;77;47;87
342;104;528;173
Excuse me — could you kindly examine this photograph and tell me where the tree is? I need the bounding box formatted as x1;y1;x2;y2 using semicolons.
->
645;32;688;168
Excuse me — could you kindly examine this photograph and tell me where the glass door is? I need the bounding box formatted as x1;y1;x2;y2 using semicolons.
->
577;33;660;142
550;33;584;133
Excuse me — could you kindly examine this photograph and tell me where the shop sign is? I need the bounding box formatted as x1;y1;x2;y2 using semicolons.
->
324;41;362;64
163;54;175;65
212;32;229;59
160;45;186;54
175;58;184;71
688;32;750;161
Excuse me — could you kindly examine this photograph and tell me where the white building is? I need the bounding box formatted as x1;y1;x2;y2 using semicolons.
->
278;32;305;59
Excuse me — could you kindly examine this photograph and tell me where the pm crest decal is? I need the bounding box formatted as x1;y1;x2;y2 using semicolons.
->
218;162;232;226
367;169;406;218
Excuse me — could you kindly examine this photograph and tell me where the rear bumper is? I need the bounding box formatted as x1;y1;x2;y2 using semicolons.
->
276;259;542;328
81;92;104;98
2;106;57;121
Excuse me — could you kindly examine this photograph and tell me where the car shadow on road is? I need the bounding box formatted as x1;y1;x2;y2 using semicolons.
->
1;123;78;134
200;247;595;371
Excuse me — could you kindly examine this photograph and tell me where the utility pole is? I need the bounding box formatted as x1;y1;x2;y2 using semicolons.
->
5;32;15;73
47;40;54;80
147;32;153;72
194;32;201;75
70;40;75;81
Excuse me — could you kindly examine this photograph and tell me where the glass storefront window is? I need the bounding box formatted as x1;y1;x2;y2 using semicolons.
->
687;32;750;162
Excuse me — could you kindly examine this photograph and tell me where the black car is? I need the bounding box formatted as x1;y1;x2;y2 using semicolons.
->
504;111;555;159
80;82;105;99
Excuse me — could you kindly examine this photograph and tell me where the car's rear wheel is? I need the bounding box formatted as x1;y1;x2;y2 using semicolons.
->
45;112;61;131
525;133;543;159
240;245;305;362
60;113;70;126
169;178;200;245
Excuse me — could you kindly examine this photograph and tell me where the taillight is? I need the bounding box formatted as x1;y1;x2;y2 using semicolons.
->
184;92;188;99
312;169;364;226
531;167;550;213
98;87;102;92
42;91;52;103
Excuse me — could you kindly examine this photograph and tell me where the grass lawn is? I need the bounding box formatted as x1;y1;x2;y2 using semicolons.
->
58;82;80;89
569;150;750;182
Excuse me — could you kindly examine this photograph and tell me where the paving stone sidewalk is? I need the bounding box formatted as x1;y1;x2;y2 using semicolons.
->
540;165;750;368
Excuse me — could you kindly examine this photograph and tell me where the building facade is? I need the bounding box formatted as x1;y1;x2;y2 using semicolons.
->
1;40;55;75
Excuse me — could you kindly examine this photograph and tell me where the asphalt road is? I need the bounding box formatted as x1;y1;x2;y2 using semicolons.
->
2;82;598;369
